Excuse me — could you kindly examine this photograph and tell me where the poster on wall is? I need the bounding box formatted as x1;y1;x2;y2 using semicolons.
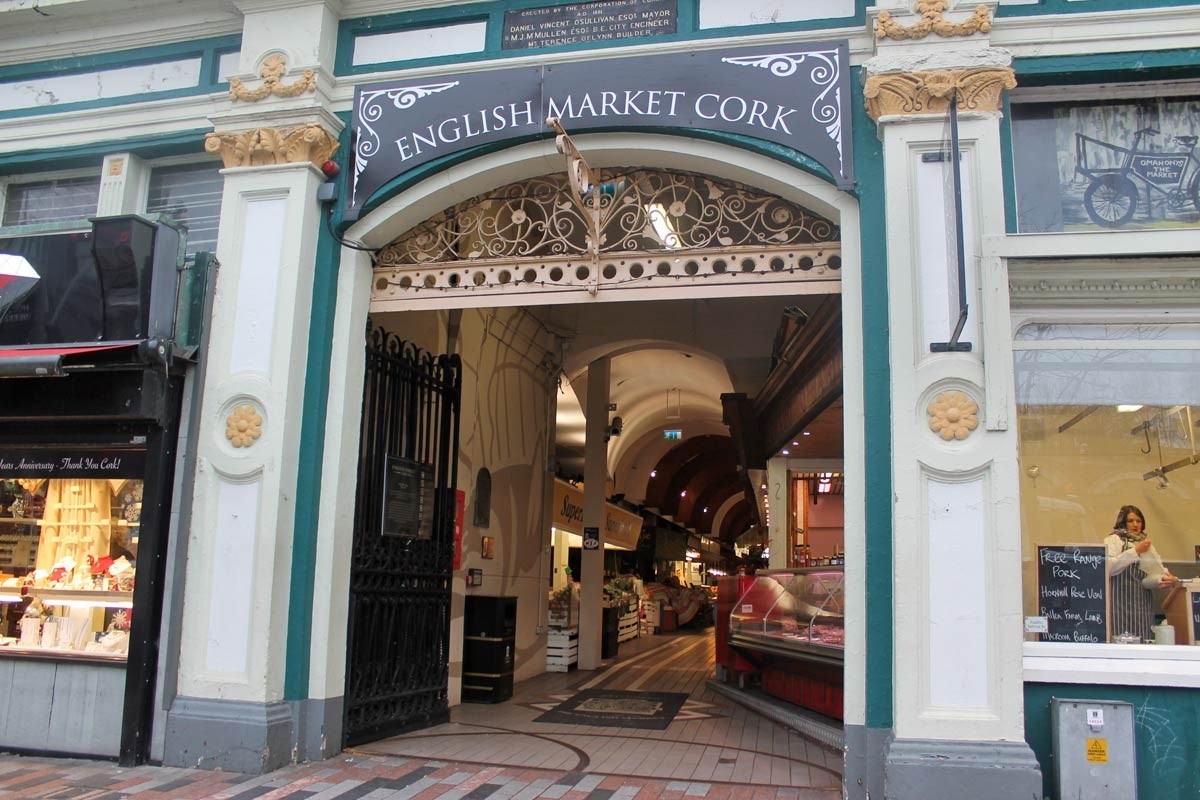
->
1012;96;1200;232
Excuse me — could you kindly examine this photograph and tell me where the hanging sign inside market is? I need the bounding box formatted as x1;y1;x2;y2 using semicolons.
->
348;41;852;218
552;479;642;550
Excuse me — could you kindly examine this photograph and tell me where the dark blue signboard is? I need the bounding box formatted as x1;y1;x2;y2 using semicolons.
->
349;42;853;218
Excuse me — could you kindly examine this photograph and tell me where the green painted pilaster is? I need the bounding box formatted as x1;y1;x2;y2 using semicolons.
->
851;70;893;731
285;121;351;701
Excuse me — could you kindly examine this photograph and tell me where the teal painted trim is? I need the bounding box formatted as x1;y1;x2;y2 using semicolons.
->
0;218;90;238
334;0;866;76
284;120;352;702
1012;48;1200;86
0;129;212;174
335;2;493;76
850;69;893;730
998;0;1199;17
0;35;239;121
1025;683;1200;800
1000;95;1018;235
0;34;240;80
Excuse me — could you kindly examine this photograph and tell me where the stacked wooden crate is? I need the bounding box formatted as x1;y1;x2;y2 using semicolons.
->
546;627;578;672
618;600;640;643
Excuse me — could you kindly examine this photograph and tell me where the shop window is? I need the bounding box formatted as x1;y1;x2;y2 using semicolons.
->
1011;95;1200;233
1;175;101;227
146;162;223;257
1015;322;1200;645
1;469;145;659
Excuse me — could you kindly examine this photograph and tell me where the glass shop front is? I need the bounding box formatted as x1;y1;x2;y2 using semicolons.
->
0;217;196;764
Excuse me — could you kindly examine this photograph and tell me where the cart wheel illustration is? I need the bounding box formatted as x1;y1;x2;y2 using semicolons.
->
1190;171;1200;215
1084;174;1139;227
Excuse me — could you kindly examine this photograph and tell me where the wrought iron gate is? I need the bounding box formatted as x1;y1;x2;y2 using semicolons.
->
344;327;461;746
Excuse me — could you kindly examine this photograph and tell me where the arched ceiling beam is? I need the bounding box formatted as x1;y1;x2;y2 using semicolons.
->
719;501;752;543
692;481;744;536
674;456;739;525
644;435;732;511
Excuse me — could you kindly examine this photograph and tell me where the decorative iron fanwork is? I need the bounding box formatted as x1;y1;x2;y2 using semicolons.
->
344;327;462;746
375;169;839;266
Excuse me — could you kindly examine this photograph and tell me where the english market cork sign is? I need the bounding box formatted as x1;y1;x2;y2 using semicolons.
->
349;41;852;218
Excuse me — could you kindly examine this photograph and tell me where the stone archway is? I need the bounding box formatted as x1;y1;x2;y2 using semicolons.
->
310;132;867;752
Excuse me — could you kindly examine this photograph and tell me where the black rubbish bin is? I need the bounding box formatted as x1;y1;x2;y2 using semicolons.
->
601;606;620;659
463;595;517;702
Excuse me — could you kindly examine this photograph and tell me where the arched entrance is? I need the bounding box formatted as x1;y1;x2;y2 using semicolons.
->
314;134;865;767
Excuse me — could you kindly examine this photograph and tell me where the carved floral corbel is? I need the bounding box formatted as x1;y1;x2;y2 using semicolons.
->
875;1;992;41
863;67;1016;121
204;122;338;168
228;53;316;102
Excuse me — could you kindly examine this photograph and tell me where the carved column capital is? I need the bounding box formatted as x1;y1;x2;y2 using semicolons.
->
204;122;338;168
864;66;1016;121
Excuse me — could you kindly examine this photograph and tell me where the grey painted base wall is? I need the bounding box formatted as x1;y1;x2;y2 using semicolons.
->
883;738;1042;800
162;696;293;773
161;695;345;774
292;695;343;763
843;724;888;800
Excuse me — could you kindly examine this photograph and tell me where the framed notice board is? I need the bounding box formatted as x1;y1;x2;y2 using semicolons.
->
381;455;434;539
1037;544;1108;643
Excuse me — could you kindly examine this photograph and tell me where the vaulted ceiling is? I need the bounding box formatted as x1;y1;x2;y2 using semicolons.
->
542;293;842;544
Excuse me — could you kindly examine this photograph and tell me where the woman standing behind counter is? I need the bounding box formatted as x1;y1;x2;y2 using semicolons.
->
1106;504;1178;643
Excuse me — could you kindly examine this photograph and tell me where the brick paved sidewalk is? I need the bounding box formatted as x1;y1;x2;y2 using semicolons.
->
0;752;840;800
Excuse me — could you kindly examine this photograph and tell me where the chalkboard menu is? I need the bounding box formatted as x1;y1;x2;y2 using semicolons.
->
381;456;433;539
1192;592;1200;643
502;0;676;50
1037;544;1108;643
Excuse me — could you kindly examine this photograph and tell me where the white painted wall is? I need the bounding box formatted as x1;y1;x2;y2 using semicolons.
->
883;110;1025;742
698;0;856;29
176;163;325;703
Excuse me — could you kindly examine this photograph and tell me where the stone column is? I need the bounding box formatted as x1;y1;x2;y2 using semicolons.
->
863;3;1042;798
578;358;610;669
159;3;341;766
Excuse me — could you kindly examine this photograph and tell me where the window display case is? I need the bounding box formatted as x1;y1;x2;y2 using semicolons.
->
0;477;140;660
729;568;845;665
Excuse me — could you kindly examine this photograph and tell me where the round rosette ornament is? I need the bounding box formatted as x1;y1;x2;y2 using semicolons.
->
927;390;980;441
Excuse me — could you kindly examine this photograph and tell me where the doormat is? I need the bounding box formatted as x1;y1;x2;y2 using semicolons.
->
533;689;689;730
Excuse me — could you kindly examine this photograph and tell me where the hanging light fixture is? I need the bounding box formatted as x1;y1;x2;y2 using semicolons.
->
665;387;681;419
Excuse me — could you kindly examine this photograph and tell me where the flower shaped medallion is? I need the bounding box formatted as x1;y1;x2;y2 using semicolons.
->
226;404;264;448
927;391;979;441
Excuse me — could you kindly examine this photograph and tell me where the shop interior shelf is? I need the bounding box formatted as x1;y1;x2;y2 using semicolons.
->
0;587;133;608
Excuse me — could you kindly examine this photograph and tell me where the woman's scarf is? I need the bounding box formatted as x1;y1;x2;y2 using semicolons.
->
1115;527;1148;544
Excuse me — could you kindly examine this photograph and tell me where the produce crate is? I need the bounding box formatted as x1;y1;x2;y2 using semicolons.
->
618;606;640;642
546;627;578;672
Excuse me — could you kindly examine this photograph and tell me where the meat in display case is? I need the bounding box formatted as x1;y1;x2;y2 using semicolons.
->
728;568;844;665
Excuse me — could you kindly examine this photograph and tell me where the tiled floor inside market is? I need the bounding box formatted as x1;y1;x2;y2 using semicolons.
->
0;630;843;799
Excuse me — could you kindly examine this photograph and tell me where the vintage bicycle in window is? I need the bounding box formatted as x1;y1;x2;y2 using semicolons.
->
1074;127;1200;228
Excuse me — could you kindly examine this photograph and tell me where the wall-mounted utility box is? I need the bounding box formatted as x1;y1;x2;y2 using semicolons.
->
1051;698;1137;799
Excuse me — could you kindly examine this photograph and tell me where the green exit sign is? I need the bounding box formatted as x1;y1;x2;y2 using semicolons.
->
664;429;682;440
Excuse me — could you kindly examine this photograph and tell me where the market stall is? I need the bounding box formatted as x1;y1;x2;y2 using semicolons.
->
720;567;844;719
